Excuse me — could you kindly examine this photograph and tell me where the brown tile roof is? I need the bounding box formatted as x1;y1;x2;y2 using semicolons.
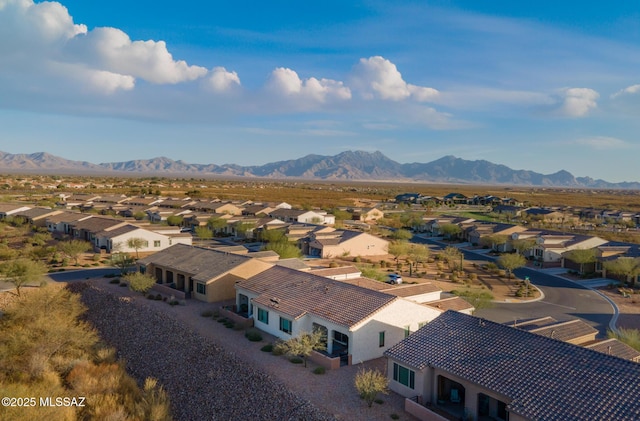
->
337;277;389;291
424;296;473;312
239;266;397;328
70;216;126;232
46;211;90;224
585;338;640;362
309;266;361;278
385;311;640;421
529;319;598;343
137;244;257;283
381;283;441;298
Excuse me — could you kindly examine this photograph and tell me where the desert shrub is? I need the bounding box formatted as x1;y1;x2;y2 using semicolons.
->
155;294;162;300
147;294;155;300
200;310;213;318
119;282;127;287
217;318;227;324
109;277;121;284
289;357;303;364
245;329;263;342
272;341;288;356
169;300;179;306
390;414;400;420
313;367;326;375
261;344;273;353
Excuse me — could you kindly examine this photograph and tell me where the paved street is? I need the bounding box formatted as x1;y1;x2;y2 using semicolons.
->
413;235;616;337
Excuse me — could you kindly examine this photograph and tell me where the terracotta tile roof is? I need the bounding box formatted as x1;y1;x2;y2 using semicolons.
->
381;283;441;298
274;258;311;271
529;319;598;343
337;277;389;291
309;265;362;278
239;266;397;328
585;338;640;362
137;244;256;283
424;296;473;312
70;216;125;232
46;211;90;224
384;311;640;421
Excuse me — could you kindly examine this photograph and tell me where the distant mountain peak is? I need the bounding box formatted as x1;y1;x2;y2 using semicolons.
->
0;150;637;188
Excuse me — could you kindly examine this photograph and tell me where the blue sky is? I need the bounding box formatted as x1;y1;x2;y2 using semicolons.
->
1;0;639;182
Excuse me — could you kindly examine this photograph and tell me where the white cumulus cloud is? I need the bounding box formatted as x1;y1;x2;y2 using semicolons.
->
611;84;640;99
69;27;207;84
351;56;439;102
558;87;599;117
205;67;241;92
574;136;629;150
0;0;209;97
266;67;351;103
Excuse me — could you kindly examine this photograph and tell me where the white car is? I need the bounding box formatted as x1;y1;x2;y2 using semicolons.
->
385;273;403;285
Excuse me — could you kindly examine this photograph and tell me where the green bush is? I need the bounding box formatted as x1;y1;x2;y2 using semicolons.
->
312;367;326;375
109;278;120;284
200;310;213;318
289;357;303;364
261;344;273;353
390;414;400;420
374;398;384;405
245;329;263;342
155;294;162;300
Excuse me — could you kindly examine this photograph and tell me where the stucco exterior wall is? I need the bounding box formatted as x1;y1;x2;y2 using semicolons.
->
351;299;441;363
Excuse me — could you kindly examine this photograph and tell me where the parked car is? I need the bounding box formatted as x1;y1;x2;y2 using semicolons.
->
385;273;403;285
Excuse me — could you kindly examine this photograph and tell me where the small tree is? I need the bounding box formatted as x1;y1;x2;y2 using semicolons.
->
125;271;156;294
263;241;302;259
564;248;597;275
451;288;494;314
109;252;135;275
58;239;92;266
440;223;462;241
479;234;508;251
391;228;413;241
166;215;183;226
441;246;463;271
604;257;640;287
0;258;47;296
207;216;227;234
280;330;327;367
126;237;147;259
511;238;537;256
194;226;213;241
388;241;409;268
497;253;527;280
407;243;429;275
354;367;388;408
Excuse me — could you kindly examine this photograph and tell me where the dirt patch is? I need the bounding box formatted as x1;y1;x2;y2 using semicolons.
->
319;254;539;303
596;287;640;330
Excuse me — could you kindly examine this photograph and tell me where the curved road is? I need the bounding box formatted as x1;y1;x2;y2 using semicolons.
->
413;236;615;337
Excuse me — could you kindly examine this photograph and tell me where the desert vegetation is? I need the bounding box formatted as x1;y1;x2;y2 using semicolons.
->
0;284;171;421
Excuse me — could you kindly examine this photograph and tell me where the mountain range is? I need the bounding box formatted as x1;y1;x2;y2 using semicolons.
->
0;150;637;189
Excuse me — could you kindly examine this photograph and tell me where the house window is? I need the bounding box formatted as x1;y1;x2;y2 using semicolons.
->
154;240;161;247
257;308;269;324
279;317;292;334
379;331;385;347
393;363;415;389
404;325;411;338
333;331;348;345
196;282;206;295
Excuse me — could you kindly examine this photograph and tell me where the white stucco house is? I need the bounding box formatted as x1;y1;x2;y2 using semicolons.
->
235;266;442;365
93;224;192;254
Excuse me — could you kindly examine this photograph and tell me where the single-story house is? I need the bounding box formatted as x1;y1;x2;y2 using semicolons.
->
137;244;273;302
236;266;442;364
303;229;389;258
384;310;640;421
0;204;32;219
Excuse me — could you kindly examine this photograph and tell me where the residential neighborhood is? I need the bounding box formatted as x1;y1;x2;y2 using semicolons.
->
1;185;640;421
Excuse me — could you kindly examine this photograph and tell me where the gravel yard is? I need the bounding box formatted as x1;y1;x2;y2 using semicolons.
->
73;280;414;421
